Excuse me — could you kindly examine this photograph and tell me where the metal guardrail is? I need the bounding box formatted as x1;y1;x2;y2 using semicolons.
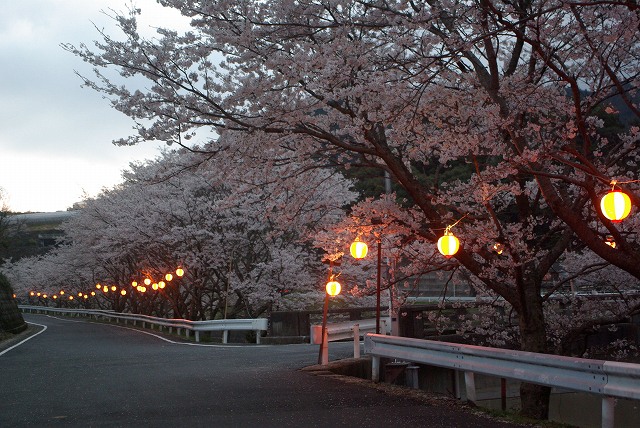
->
364;333;640;428
310;318;391;361
310;318;389;344
19;305;268;344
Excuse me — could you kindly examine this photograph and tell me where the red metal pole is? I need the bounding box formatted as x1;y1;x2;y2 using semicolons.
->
376;240;381;335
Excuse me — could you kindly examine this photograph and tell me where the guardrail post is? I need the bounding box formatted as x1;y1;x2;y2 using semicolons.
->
353;324;360;358
407;366;419;389
223;330;229;344
602;397;615;428
372;355;380;382
195;331;200;342
464;371;476;403
256;330;261;345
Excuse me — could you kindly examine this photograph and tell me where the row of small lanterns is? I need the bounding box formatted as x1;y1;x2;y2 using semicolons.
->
29;289;97;300
27;268;186;301
128;267;185;293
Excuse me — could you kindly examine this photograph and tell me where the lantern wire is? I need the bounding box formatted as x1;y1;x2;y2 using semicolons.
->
443;212;470;234
610;179;640;190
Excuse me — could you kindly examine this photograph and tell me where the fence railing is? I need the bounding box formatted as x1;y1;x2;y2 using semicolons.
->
19;305;268;344
310;318;389;343
364;333;640;428
310;318;390;360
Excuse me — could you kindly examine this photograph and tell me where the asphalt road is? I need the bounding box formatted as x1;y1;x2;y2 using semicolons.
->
0;314;524;427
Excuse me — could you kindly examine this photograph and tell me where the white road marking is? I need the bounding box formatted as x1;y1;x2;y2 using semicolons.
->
0;322;48;356
19;314;271;348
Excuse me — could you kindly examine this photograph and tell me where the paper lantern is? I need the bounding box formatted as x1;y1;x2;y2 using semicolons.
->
600;189;631;222
437;230;460;257
326;280;341;296
350;238;368;259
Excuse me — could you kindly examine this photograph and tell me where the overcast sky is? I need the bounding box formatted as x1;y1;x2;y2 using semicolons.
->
1;1;187;213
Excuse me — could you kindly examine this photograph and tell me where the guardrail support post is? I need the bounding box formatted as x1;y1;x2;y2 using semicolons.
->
602;397;615;428
464;371;476;403
195;331;200;342
406;366;419;389
372;355;380;382
223;330;229;344
256;330;261;345
353;324;360;358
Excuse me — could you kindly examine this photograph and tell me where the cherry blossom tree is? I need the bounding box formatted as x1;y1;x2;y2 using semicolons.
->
62;0;640;418
5;147;356;319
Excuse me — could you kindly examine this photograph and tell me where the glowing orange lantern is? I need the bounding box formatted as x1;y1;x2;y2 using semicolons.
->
165;273;173;282
102;286;108;293
605;235;616;248
600;189;631;222
152;283;159;291
158;281;166;289
120;289;127;296
131;281;138;288
350;238;368;259
176;268;185;277
326;280;341;296
144;278;151;286
437;227;460;258
493;242;504;255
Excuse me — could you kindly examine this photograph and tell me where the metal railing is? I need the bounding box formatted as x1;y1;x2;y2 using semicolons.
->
310;318;390;360
19;305;268;344
310;318;389;343
364;333;640;428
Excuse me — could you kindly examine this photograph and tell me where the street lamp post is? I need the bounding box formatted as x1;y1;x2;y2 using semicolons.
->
375;240;381;335
318;263;341;365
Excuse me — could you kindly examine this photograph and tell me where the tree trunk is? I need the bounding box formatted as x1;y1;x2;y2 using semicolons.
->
0;273;27;334
517;287;551;419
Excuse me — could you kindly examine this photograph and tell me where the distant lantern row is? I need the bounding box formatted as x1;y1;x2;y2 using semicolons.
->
30;290;97;300
27;268;186;300
130;267;185;293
